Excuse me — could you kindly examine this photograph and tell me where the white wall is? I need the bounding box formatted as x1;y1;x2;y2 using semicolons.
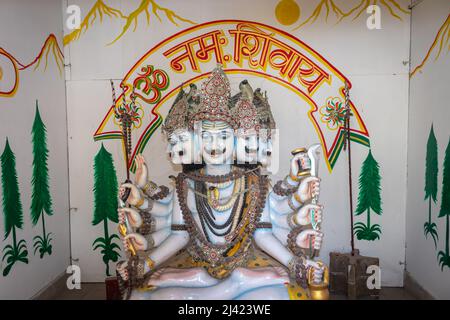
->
0;0;70;299
406;0;450;299
65;0;411;286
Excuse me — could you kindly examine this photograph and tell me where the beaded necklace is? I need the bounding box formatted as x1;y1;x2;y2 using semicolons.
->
175;169;268;272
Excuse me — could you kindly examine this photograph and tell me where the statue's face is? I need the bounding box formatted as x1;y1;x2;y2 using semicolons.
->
258;137;273;167
236;130;258;164
167;129;193;164
200;121;235;165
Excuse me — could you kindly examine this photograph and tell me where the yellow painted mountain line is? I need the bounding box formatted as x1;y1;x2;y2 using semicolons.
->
108;0;196;46
411;14;450;78
63;0;126;46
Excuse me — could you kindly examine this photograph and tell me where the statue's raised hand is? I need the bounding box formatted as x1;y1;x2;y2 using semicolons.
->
296;204;323;226
123;233;148;251
119;183;143;207
118;207;142;228
135;154;148;189
304;259;325;284
296;229;323;251
296;176;320;203
117;261;129;281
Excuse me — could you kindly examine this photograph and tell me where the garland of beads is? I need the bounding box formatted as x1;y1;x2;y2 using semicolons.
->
272;179;297;197
147;185;170;200
287;225;309;257
136;210;155;235
287;256;308;289
175;169;269;271
182;166;258;184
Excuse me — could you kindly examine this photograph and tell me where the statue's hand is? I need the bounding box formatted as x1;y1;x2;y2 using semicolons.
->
135;154;148;189
304;259;325;284
119;183;143;207
296;204;323;226
296;176;320;203
290;153;310;179
122;233;148;251
296;229;323;250
118;207;143;228
117;261;129;281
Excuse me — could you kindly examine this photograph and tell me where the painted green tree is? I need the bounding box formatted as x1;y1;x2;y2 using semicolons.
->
31;102;54;258
92;144;120;276
354;150;382;241
424;125;439;247
1;139;28;276
438;138;450;270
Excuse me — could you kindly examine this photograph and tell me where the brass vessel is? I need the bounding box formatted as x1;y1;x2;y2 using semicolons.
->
308;262;330;300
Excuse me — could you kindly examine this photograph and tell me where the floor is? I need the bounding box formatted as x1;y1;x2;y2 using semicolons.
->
53;283;417;300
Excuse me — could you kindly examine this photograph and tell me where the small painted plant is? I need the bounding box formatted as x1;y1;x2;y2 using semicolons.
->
30;102;54;258
424;125;439;247
437;138;450;270
92;144;121;276
1;139;29;276
354;150;382;241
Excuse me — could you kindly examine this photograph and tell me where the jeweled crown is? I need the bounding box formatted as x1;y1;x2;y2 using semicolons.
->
189;65;238;129
163;65;276;135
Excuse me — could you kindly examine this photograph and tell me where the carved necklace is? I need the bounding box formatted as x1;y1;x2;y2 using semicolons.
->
206;177;244;212
175;169;269;270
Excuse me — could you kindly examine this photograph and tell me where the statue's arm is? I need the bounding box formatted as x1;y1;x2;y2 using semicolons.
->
254;198;296;265
254;228;296;266
142;189;189;272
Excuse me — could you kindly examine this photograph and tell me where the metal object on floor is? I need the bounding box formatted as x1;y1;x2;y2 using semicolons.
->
329;250;380;299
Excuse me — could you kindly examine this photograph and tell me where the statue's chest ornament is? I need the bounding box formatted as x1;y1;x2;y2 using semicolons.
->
176;168;268;275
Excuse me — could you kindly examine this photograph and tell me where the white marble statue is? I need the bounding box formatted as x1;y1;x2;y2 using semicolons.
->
115;66;327;300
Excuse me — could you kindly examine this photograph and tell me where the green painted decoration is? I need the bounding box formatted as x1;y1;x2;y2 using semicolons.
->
424;125;439;247
1;139;29;276
354;150;382;241
92;144;120;276
31;102;54;258
438;138;450;270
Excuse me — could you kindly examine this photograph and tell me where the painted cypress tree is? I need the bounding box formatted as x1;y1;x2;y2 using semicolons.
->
438;138;450;270
31;101;54;258
92;144;120;276
354;150;382;241
424;125;439;247
1;138;28;276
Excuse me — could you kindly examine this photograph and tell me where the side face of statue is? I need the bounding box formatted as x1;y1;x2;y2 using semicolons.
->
114;65;328;300
167;129;194;164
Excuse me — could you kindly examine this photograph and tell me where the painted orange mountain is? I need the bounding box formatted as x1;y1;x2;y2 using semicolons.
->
0;34;64;98
63;0;195;46
63;0;126;46
410;14;450;78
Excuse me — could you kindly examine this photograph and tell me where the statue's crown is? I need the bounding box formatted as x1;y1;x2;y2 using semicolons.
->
189;65;238;129
163;65;276;135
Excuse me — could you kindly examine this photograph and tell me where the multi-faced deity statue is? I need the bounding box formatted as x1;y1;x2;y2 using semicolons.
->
115;65;327;300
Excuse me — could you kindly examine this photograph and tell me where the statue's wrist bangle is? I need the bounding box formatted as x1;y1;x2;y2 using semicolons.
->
143;181;158;196
287;212;298;229
144;234;155;250
294;192;303;205
287;196;298;212
289;173;300;182
145;257;155;271
134;192;145;208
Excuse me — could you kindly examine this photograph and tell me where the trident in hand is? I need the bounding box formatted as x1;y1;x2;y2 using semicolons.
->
111;80;137;256
307;144;321;259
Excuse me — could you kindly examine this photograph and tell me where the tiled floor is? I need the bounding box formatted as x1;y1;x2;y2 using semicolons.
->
54;283;417;300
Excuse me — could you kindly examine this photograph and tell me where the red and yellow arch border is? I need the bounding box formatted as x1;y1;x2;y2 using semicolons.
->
94;20;370;173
